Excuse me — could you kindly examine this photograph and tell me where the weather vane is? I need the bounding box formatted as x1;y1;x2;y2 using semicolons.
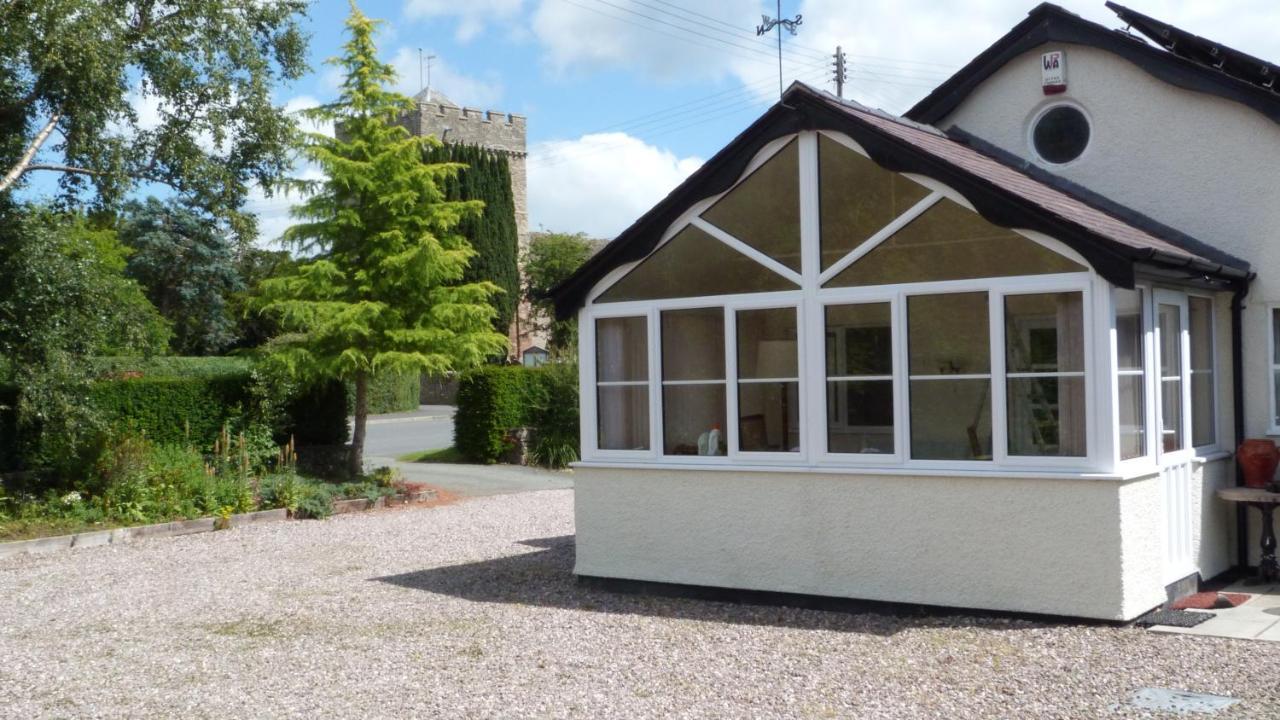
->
756;0;803;100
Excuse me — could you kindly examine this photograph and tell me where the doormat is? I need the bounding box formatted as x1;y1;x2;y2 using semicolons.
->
1133;609;1214;628
1170;592;1250;610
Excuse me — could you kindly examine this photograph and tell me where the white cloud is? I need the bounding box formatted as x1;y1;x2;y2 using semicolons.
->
387;47;505;108
528;132;702;238
404;0;525;42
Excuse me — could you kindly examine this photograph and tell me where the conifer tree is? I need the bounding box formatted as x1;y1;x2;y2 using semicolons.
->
261;3;506;476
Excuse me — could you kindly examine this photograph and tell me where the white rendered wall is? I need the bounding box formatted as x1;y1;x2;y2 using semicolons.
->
575;467;1175;620
939;43;1280;439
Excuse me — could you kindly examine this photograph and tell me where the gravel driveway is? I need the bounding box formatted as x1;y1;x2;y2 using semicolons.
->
2;490;1279;719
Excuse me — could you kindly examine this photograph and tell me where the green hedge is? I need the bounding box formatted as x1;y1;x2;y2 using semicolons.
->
348;370;420;415
0;383;18;471
286;379;350;446
454;364;580;465
89;373;253;447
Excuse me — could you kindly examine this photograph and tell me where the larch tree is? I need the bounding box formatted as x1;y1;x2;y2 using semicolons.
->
260;3;507;477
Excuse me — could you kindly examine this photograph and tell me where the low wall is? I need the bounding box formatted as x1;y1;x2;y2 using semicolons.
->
574;466;1169;620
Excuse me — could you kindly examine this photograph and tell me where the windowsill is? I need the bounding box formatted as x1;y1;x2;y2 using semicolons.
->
572;460;1128;482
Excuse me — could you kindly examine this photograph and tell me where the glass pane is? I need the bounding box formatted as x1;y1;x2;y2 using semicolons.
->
825;303;892;376
596;316;647;382
1189;297;1214;447
663;384;726;456
736;308;798;379
1115;288;1144;371
824;199;1086;287
1275;369;1280;427
739;382;800;452
597;225;797;302
702;140;801;271
827;380;894;454
908;293;990;376
818;135;930;270
1005;292;1084;373
909;379;992;460
1007;377;1086;456
662;308;724;382
1158;303;1183;453
597;386;649;450
1274;309;1280;363
1118;374;1146;460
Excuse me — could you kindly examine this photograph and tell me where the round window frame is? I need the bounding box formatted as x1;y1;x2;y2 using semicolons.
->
1027;101;1092;167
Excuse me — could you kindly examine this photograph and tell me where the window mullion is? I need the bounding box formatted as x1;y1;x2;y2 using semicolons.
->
725;305;739;458
991;290;1009;464
648;306;662;459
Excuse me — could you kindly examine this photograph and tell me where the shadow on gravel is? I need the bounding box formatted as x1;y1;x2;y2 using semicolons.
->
373;535;1080;635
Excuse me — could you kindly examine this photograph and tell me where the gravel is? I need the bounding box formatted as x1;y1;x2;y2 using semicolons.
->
2;489;1279;719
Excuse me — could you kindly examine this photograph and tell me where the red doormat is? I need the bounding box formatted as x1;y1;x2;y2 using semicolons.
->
1169;592;1251;610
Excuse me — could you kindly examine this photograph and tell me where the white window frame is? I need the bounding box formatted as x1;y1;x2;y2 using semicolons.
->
578;129;1121;474
1186;291;1220;453
1270;304;1280;436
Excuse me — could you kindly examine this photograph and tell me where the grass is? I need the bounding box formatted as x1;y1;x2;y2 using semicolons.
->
0;517;123;543
396;446;467;464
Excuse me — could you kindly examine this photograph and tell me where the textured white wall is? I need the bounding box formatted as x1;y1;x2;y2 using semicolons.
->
575;467;1176;620
940;43;1280;438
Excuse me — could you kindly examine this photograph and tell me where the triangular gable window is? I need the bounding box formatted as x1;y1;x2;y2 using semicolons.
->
819;134;931;270
701;140;801;272
596;224;798;303
823;198;1086;288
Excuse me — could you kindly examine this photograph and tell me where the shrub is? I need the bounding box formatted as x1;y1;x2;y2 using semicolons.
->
285;379;350;446
89;373;251;448
454;365;537;463
347;370;419;415
294;483;335;519
527;362;580;469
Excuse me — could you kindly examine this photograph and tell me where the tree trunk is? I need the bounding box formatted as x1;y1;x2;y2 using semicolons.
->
349;370;369;478
0;113;61;193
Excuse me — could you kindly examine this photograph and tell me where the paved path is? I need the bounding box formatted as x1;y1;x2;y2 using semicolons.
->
362;405;573;497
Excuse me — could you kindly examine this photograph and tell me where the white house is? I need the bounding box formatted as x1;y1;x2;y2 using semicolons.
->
549;2;1279;620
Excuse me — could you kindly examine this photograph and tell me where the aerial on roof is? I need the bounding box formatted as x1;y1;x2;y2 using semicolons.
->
906;2;1280;126
1106;2;1280;95
549;81;1249;319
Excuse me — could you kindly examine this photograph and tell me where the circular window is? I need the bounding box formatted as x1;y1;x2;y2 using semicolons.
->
1031;105;1090;164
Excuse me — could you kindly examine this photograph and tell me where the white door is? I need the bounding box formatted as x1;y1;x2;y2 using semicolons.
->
1154;290;1195;583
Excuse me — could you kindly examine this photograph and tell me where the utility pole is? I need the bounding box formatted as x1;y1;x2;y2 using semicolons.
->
833;45;848;98
756;0;803;100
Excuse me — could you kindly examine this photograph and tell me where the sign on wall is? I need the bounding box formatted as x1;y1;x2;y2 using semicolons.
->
1042;51;1067;95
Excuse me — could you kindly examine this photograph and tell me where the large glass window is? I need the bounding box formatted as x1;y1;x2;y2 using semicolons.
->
823;199;1086;288
736;308;799;452
595;316;649;450
662;308;726;456
1004;292;1086;457
825;303;894;454
702;140;801;272
1189;296;1215;448
596;225;797;303
1158;302;1184;453
1115;289;1146;460
818;135;930;270
908;293;992;460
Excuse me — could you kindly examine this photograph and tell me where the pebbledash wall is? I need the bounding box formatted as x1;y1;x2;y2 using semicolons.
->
574;458;1233;621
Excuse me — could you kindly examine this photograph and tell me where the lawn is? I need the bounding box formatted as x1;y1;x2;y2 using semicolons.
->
396;445;466;463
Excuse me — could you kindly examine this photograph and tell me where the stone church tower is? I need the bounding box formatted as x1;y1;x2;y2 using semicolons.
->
403;88;542;359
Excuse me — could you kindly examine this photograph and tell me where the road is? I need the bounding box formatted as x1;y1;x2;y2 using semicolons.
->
361;405;573;497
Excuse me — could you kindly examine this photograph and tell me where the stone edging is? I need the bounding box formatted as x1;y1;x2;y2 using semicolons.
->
0;508;289;560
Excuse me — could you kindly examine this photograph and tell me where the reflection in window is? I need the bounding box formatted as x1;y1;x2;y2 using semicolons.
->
1004;292;1086;457
662;308;726;455
1115;289;1146;460
702;140;801;272
1189;296;1215;447
818;135;930;270
596;317;649;450
736;308;799;452
825;303;893;454
596;225;797;303
908;293;992;460
1158;303;1184;453
824;199;1086;287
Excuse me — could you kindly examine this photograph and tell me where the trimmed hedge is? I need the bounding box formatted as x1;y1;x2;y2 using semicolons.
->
454;366;537;463
348;370;420;415
89;371;254;447
454;364;580;465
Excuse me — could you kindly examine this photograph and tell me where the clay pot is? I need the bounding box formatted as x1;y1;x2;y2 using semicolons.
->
1237;439;1280;489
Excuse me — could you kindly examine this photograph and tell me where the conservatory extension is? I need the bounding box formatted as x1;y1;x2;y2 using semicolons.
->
551;84;1250;621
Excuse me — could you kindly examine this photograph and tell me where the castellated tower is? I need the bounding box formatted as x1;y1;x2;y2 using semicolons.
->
404;89;542;359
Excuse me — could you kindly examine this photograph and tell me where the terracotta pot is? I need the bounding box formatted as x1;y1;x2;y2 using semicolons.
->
1237;439;1280;489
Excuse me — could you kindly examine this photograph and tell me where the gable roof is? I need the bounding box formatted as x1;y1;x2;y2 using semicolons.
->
906;2;1280;127
549;82;1250;320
